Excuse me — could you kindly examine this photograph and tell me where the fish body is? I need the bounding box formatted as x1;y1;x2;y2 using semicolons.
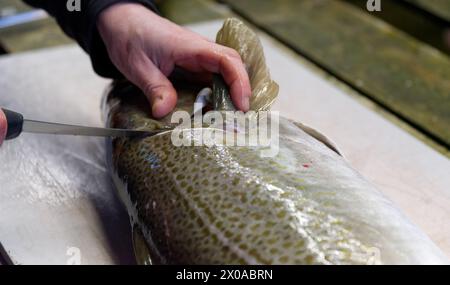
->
104;19;448;265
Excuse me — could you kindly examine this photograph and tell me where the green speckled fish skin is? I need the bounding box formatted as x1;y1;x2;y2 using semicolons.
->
104;19;448;265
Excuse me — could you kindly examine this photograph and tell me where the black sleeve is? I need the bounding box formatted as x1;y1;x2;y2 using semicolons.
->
23;0;158;78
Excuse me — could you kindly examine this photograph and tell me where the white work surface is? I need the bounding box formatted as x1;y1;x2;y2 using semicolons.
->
0;20;449;264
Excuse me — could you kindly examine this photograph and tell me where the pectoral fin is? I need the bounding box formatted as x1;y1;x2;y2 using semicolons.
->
132;225;153;265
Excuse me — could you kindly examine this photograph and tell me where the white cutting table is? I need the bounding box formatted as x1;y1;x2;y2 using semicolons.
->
0;20;449;264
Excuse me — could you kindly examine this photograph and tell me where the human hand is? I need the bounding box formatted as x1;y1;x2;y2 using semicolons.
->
97;3;251;118
0;109;6;146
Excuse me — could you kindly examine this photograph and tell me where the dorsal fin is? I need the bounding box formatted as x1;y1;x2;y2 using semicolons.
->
215;18;279;111
291;121;343;157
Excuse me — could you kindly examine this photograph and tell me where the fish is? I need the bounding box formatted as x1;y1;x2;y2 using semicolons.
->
103;18;449;265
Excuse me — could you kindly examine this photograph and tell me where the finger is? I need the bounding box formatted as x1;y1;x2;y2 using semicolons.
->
181;26;214;43
126;54;177;118
170;68;212;85
177;43;252;111
0;109;7;145
187;71;212;84
217;53;252;111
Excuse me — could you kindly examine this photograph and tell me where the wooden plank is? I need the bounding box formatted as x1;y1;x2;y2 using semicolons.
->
345;0;450;56
0;0;33;14
0;0;73;52
157;0;228;24
0;18;73;52
404;0;450;22
222;0;450;149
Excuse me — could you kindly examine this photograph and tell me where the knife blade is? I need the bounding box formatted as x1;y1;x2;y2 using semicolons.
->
22;120;157;137
1;108;165;140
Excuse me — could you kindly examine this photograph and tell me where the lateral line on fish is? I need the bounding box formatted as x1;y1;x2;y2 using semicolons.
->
207;145;327;264
211;145;367;264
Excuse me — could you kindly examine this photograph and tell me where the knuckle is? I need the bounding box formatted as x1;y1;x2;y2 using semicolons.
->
229;49;241;59
224;47;241;60
142;82;166;98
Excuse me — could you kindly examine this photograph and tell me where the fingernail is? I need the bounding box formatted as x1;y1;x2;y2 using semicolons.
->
242;97;250;111
151;95;166;118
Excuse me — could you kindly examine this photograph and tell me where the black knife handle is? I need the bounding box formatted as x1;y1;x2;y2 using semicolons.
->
1;108;24;140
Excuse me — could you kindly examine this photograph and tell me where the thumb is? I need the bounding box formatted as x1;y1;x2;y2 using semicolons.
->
130;56;177;118
0;109;7;145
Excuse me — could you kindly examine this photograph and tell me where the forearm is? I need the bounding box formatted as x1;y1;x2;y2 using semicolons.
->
23;0;158;78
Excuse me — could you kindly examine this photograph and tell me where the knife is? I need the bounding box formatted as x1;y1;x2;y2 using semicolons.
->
1;108;162;140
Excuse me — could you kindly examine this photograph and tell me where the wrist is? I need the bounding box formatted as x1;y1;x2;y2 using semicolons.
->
97;2;161;43
97;3;141;31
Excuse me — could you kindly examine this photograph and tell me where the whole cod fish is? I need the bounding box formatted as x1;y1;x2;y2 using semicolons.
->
104;18;448;265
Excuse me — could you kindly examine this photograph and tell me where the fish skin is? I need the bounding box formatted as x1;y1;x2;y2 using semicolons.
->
104;81;448;265
103;19;449;265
